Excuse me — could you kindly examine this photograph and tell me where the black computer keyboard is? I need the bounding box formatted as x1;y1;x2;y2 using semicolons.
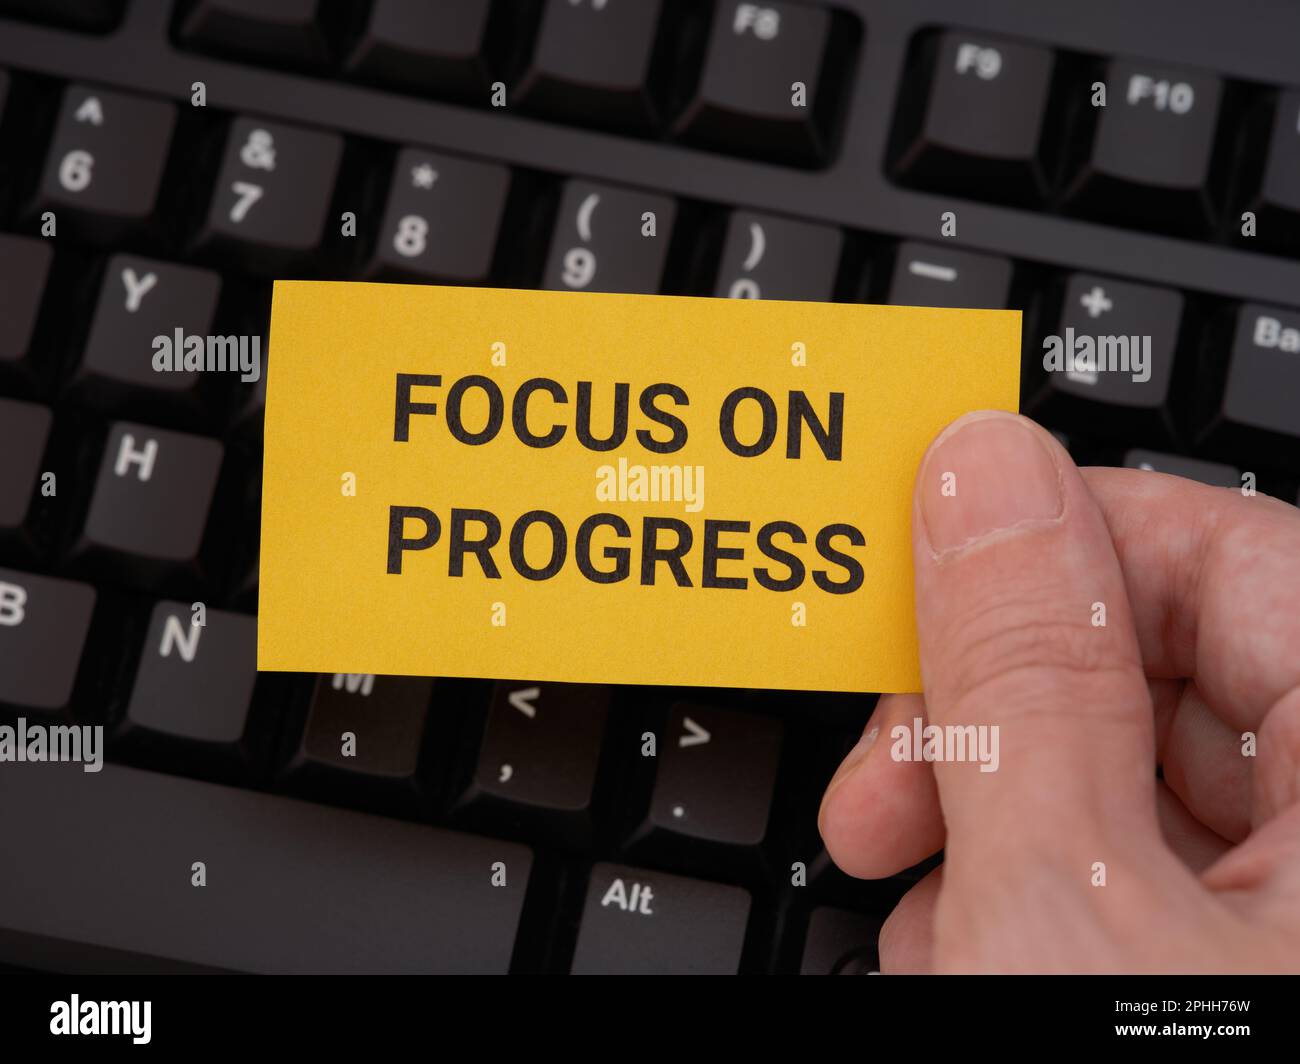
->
0;0;1296;975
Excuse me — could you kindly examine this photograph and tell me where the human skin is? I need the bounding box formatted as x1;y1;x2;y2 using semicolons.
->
818;410;1300;973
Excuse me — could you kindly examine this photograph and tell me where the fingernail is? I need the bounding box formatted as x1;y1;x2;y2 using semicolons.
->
919;411;1063;555
825;725;879;795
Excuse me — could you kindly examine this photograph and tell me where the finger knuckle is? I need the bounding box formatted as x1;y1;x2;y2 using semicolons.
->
931;593;1143;725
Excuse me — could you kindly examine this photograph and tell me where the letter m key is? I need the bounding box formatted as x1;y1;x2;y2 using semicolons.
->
332;673;375;696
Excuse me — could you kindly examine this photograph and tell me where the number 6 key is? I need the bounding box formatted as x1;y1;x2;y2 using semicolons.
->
33;84;176;244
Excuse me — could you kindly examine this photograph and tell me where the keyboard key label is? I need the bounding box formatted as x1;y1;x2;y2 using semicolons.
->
258;283;1020;691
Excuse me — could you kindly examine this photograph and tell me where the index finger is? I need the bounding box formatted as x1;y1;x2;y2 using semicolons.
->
1079;468;1300;732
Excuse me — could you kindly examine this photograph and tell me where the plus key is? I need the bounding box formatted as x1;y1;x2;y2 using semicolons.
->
1027;273;1186;445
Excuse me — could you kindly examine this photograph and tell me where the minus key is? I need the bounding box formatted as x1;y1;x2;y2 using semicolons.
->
887;241;1013;309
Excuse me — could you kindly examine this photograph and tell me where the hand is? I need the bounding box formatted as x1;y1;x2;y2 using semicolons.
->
818;410;1300;973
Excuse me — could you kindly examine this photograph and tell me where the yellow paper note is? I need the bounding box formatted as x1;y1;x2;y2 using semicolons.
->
258;282;1020;692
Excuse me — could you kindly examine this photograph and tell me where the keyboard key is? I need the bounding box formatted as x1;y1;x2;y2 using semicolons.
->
1123;449;1240;488
888;241;1012;309
75;422;223;585
0;234;53;380
713;210;841;301
0;398;51;543
674;0;834;164
283;674;434;809
0;762;533;972
629;702;782;855
33;85;176;242
199;117;342;272
799;907;881;974
346;0;495;101
543;179;675;294
119;602;259;774
0;67;11;198
0;0;123;32
0;568;95;712
73;255;220;404
1064;59;1224;233
570;862;750;974
1027;274;1183;443
893;31;1055;203
1199;303;1300;463
456;681;608;847
1246;89;1300;253
368;148;510;284
178;0;332;67
516;0;665;131
124;602;256;742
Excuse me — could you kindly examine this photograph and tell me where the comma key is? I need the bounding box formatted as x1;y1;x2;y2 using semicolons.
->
455;680;609;848
570;862;750;974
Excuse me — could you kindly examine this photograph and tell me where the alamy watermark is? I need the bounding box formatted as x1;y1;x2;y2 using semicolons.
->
1042;329;1150;384
0;718;103;773
50;996;150;1045
152;328;261;383
890;716;1000;773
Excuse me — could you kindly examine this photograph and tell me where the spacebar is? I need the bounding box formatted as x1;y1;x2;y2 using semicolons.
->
0;762;532;973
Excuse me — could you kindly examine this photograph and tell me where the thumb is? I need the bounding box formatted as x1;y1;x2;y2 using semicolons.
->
910;411;1159;880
